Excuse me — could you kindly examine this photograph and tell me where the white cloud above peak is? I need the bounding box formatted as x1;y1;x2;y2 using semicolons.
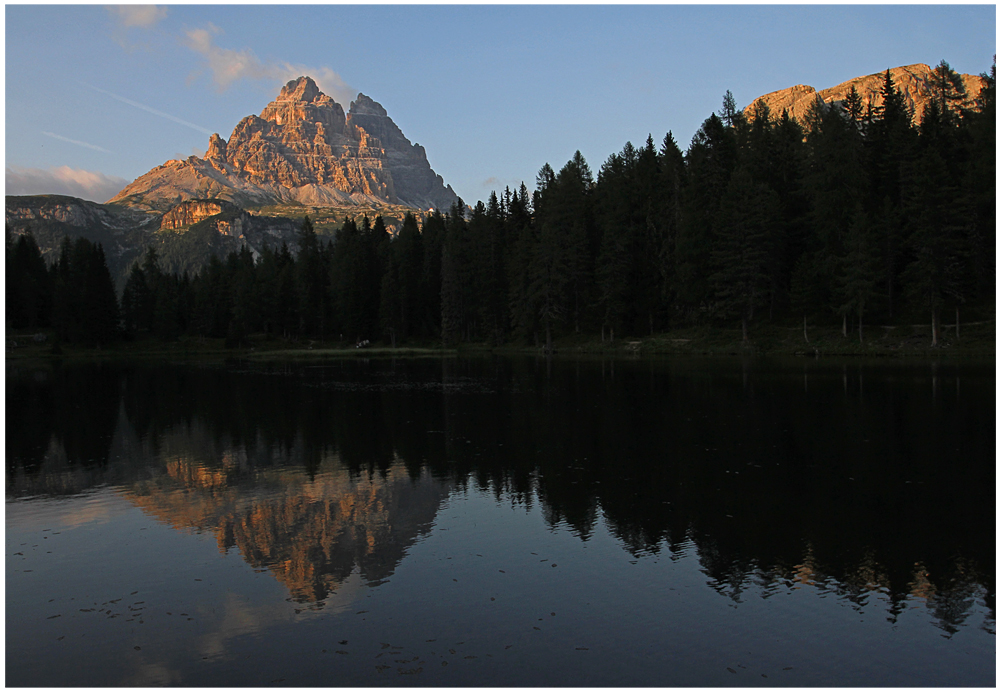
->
106;5;167;29
182;23;358;107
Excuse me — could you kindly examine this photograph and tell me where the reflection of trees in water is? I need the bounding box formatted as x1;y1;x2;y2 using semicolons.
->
680;535;993;636
6;363;121;486
6;358;994;631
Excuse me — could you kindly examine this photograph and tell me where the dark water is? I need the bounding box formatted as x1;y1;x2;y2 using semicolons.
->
6;355;995;686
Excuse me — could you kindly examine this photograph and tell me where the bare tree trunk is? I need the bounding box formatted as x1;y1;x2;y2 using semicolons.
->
956;307;960;341
742;315;749;344
931;304;938;347
601;324;605;343
858;302;864;344
803;314;809;343
842;314;847;338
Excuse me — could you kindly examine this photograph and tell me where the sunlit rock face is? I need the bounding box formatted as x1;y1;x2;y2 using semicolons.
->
746;63;987;123
108;77;458;212
159;199;236;230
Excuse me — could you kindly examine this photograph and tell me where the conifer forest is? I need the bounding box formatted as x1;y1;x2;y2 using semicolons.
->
7;63;995;350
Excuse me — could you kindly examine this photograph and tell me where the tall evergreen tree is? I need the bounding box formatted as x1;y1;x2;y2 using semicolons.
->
709;167;777;344
7;232;53;329
296;216;327;337
902;98;968;346
838;205;882;342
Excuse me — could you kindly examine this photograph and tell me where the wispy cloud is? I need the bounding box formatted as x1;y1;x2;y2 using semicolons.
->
106;5;168;50
182;23;358;107
41;131;113;154
106;5;167;29
83;83;214;135
6;165;129;203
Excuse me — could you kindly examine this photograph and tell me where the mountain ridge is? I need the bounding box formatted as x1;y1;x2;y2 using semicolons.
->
745;62;986;123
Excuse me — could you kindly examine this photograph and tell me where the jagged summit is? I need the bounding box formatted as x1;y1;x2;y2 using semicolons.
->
350;93;388;117
109;77;457;212
277;75;324;102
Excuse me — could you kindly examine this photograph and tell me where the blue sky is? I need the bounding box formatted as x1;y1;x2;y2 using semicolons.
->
5;4;996;204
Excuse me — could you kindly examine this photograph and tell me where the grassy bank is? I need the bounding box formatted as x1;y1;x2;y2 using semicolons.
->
6;318;994;364
479;319;995;358
4;332;457;364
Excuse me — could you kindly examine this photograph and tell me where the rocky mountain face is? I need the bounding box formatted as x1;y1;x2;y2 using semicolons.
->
746;63;986;123
5;194;159;278
5;194;301;283
159;199;235;230
109;77;458;212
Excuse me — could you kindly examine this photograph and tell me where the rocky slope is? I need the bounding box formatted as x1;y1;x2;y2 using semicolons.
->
746;63;986;123
5;194;302;283
109;77;458;212
5;194;159;277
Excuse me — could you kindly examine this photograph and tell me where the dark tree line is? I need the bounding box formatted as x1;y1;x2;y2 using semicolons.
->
7;60;994;348
7;234;119;347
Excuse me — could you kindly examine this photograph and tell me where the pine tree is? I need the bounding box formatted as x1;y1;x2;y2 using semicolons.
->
121;264;150;335
296;216;326;337
677;112;738;313
7;232;53;329
419;210;446;337
331;216;365;342
440;200;470;344
928;59;970;120
655;132;686;329
506;186;539;342
50;237;120;345
709;167;777;344
867;69;917;316
901;98;968;346
837;205;882;343
596;222;630;341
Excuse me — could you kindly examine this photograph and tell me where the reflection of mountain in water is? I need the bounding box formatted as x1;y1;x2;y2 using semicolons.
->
126;448;449;604
6;358;994;630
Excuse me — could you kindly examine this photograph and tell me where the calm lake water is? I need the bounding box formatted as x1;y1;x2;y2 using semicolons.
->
6;355;995;686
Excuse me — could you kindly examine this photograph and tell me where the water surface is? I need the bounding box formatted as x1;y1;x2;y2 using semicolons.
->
6;356;995;686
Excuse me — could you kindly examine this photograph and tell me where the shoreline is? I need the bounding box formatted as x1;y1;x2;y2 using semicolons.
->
6;320;994;364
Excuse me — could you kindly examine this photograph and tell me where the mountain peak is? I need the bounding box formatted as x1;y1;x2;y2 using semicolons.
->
277;76;323;103
107;79;458;212
350;93;388;118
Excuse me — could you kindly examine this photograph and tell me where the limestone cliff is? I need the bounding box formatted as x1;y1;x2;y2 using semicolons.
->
109;77;458;212
159;199;237;230
746;63;986;124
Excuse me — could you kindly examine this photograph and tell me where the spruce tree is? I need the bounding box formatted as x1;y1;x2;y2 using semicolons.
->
7;232;53;329
709;167;777;344
837;205;882;343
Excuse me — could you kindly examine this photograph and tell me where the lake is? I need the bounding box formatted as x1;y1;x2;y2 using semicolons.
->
6;355;995;686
